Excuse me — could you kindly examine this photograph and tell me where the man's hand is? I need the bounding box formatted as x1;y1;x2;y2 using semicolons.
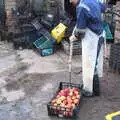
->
69;35;78;42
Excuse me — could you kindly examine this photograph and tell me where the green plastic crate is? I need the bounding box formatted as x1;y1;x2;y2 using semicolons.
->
33;36;53;49
40;48;54;56
104;23;113;40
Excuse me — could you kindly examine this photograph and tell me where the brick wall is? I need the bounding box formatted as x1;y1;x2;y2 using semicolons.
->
5;0;17;32
4;0;65;32
114;1;120;43
5;0;16;11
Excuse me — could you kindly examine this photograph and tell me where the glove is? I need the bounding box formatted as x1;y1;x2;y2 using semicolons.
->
69;35;77;42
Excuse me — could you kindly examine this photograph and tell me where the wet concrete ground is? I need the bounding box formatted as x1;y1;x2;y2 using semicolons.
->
0;41;120;120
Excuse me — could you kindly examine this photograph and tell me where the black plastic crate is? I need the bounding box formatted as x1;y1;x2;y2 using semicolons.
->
31;18;43;31
47;82;82;119
19;24;36;32
109;43;120;69
13;31;41;50
116;62;120;72
13;38;28;50
40;18;54;30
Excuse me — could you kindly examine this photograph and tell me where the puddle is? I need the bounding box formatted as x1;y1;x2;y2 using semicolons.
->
0;78;7;88
1;88;25;102
41;83;53;92
6;81;20;91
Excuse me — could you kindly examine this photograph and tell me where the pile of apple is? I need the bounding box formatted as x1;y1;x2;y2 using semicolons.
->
51;87;80;116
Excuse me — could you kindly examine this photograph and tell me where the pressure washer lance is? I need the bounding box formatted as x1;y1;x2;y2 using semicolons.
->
68;39;74;87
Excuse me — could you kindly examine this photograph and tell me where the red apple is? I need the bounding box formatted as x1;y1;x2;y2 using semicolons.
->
60;90;64;93
51;99;56;104
56;95;61;98
76;94;80;99
67;97;73;103
73;88;79;92
66;103;72;109
74;91;79;96
73;99;79;104
68;99;73;104
63;100;68;105
64;88;70;93
59;92;66;97
67;96;71;100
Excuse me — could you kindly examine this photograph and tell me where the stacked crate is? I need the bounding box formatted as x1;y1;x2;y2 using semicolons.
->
61;40;82;55
114;1;120;43
5;0;16;30
109;43;120;73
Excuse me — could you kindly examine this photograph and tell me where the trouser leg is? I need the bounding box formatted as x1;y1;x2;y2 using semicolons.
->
93;37;104;96
82;38;98;94
97;44;104;78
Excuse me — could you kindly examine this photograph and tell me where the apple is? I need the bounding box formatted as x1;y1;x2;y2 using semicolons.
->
63;100;68;105
74;91;79;96
59;96;66;101
67;96;73;103
73;88;79;92
59;89;69;97
72;103;76;109
69;89;74;93
71;96;76;100
67;96;71;100
69;91;73;96
60;90;64;93
66;103;72;109
56;95;61;98
67;99;73;104
58;92;66;97
53;103;57;107
51;99;56;104
73;99;79;104
64;88;70;93
76;94;80;99
60;103;65;107
56;99;62;105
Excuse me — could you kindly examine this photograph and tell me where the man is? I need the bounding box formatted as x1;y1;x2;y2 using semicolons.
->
70;0;106;96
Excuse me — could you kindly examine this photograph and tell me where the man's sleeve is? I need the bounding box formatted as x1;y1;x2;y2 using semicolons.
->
73;7;87;37
99;2;107;13
76;7;87;30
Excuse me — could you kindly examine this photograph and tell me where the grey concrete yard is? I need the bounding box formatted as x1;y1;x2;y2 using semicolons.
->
0;41;120;120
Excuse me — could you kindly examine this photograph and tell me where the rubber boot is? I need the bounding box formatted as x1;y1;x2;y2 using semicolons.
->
93;74;100;96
